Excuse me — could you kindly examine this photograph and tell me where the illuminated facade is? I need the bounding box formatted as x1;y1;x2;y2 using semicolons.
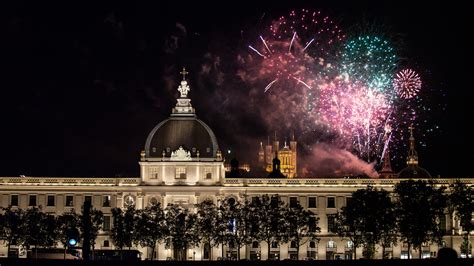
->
0;73;472;260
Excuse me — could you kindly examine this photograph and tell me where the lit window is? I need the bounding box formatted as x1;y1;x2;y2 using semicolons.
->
47;195;55;206
152;147;156;153
11;195;19;206
327;240;336;249
327;197;336;208
29;195;37;206
175;167;186;179
66;196;74;207
103;195;111;207
308;197;317;208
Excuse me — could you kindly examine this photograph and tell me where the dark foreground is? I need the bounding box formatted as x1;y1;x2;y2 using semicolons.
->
1;259;473;266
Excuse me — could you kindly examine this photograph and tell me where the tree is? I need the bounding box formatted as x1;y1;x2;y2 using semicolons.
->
336;186;396;259
219;196;252;260
195;199;220;260
111;206;136;253
248;195;286;260
79;203;103;258
164;204;199;261
283;201;320;260
449;180;474;256
0;207;25;257
23;207;48;258
395;179;447;259
134;202;166;260
57;209;81;259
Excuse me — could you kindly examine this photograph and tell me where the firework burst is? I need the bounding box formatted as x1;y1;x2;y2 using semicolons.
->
394;68;422;99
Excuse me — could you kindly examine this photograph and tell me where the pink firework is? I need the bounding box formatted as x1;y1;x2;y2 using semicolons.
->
316;77;392;160
393;69;422;99
247;9;345;93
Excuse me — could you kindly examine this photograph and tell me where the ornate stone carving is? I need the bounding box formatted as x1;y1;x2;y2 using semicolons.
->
170;146;192;161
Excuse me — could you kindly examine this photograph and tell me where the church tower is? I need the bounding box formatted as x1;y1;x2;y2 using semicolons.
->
290;131;297;177
258;142;265;164
406;125;419;167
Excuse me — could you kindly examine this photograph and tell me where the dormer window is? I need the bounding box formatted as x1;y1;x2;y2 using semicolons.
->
166;147;171;153
175;167;186;179
152;147;156;153
206;147;211;153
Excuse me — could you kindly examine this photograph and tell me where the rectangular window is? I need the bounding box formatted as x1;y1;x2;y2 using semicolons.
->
175;167;186;179
439;214;446;234
85;196;92;204
308;197;317;208
327;197;336;208
11;195;19;206
47;195;55;206
346;197;352;207
103;216;111;231
103;195;111;207
66;195;74;207
29;195;37;206
289;197;298;208
204;168;212;179
327;214;337;233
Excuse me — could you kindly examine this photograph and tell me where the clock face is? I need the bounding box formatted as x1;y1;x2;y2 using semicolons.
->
124;195;135;206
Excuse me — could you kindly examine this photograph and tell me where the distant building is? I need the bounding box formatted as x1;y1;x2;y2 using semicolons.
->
0;70;472;260
258;132;297;178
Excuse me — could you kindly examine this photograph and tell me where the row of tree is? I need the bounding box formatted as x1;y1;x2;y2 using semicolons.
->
0;180;471;260
336;180;473;259
110;195;319;260
0;205;103;259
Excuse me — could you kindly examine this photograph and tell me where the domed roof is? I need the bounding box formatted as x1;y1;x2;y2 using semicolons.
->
145;117;219;159
143;72;220;160
398;165;432;179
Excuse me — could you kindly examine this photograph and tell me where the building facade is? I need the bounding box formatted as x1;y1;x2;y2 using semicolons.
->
0;74;472;260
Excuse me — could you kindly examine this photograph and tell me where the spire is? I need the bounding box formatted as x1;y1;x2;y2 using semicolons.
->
291;131;295;141
172;67;195;116
406;125;418;167
381;145;393;173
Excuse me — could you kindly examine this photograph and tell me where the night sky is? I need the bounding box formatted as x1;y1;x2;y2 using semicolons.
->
1;1;472;178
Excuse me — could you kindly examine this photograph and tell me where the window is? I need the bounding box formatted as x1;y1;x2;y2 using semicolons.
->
289;197;298;208
327;214;337;233
66;195;74;207
308;197;317;208
346;241;353;249
175;167;186;179
203;243;211;259
252;241;259;248
309;241;316;249
11;195;18;206
85;196;92;204
103;195;111;207
327;197;336;208
346;197;352;206
205;172;212;179
327;240;336;249
47;195;55;206
103;216;111;231
439;214;446;234
29;195;37;206
152;147;156;153
103;240;110;247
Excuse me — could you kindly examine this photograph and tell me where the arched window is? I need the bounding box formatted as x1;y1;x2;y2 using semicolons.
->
103;240;109;247
309;241;316;248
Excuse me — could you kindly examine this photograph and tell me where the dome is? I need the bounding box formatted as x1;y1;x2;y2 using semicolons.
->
145;116;219;159
143;76;219;160
398;165;432;179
